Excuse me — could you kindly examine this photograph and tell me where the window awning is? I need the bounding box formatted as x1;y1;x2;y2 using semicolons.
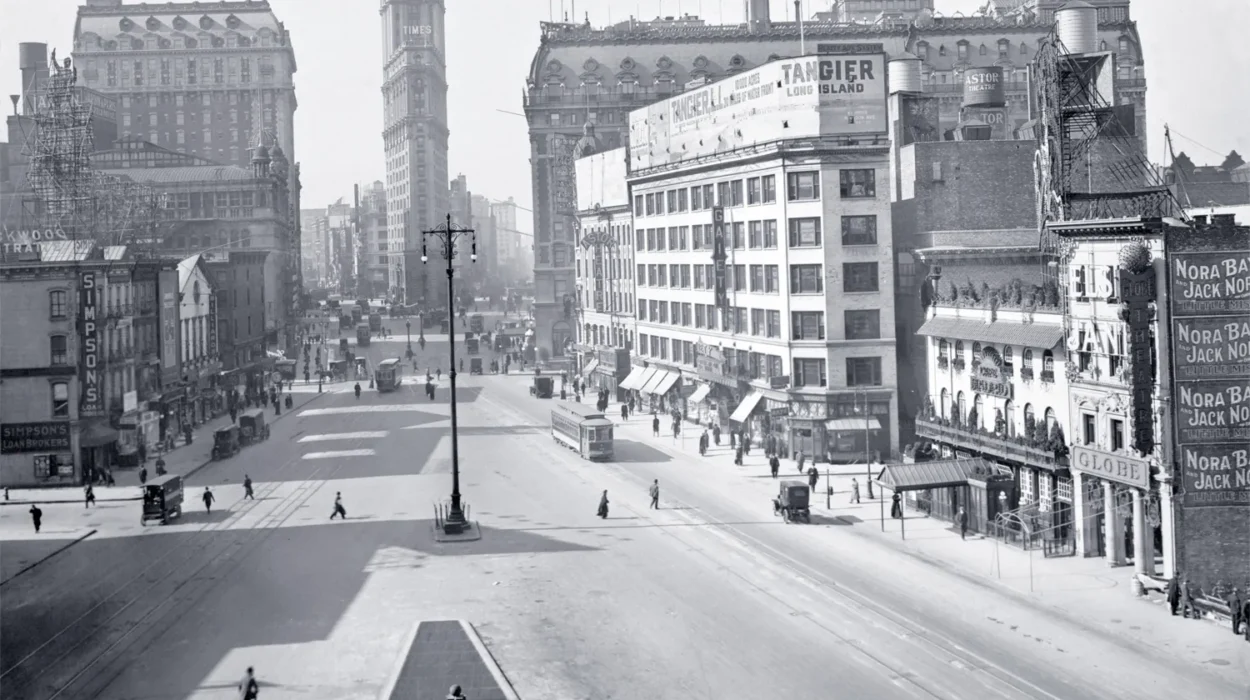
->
641;370;672;395
874;458;999;491
687;384;711;404
79;419;119;448
653;371;680;396
618;366;646;390
825;417;882;432
581;359;599;377
630;366;659;392
917;316;1064;350
729;391;764;423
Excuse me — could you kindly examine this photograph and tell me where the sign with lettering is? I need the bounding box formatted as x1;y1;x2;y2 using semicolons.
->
79;271;103;416
1;228;69;255
1;422;72;454
1175;380;1250;443
1120;266;1156;455
1179;443;1250;506
970;376;1013;400
1071;445;1151;490
712;206;728;309
1173;317;1250;379
1169;251;1250;316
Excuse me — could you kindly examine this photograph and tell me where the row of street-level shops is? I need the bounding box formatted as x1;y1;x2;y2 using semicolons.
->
574;344;898;464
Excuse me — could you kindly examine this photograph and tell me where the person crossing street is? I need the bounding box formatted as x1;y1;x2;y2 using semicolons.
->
330;492;347;520
649;480;660;509
243;474;255;500
202;487;216;514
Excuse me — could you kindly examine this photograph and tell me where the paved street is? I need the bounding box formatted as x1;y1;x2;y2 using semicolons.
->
1;371;1245;699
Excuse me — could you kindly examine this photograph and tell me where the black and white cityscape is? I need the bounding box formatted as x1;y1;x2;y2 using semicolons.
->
0;1;1247;698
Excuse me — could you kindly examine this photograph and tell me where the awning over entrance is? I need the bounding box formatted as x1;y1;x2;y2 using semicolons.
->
640;370;672;395
687;384;711;404
618;366;647;390
916;316;1064;349
874;458;998;491
581;359;599;377
825;417;882;431
79;419;120;448
729;391;764;423
631;366;659;392
653;371;680;396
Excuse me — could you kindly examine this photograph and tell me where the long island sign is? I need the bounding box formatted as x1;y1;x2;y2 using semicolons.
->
1168;223;1250;507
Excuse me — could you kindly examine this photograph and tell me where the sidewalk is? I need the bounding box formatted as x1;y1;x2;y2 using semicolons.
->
0;390;327;506
603;399;1249;668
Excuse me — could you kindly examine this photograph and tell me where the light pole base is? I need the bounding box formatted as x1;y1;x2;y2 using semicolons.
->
433;519;481;542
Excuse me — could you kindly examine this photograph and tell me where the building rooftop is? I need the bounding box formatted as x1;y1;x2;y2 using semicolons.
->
103;165;257;184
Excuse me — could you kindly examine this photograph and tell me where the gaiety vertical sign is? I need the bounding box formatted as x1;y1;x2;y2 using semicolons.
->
1167;225;1250;507
712;206;728;309
79;271;103;416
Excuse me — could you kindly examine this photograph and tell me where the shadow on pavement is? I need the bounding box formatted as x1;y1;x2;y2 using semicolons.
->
0;537;80;583
175;509;235;526
0;518;593;699
611;440;673;464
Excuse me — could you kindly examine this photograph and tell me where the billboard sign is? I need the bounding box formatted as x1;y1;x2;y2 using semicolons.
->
158;268;181;385
79;271;103;416
711;206;728;309
1168;225;1250;507
962;66;1006;108
630;52;887;170
1;422;72;454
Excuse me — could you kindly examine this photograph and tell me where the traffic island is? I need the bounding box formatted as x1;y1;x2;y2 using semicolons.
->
432;501;482;543
380;620;519;700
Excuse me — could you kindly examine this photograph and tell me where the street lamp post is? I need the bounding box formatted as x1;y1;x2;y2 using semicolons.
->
860;387;875;500
422;214;476;534
405;320;413;359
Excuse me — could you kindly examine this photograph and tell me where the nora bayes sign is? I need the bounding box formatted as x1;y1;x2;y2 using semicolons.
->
79;271;103;416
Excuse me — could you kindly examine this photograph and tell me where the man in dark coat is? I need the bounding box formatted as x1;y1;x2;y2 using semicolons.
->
890;492;903;519
1227;587;1243;635
1180;577;1197;619
1166;575;1181;616
29;504;42;533
768;454;779;477
957;506;969;540
652;414;660;437
807;465;819;491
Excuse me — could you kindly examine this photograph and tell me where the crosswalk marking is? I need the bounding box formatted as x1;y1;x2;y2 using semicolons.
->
302;449;377;460
298;431;390;443
301;404;437;416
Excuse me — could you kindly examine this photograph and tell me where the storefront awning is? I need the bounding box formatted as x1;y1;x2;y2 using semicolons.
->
618;366;647;390
917;316;1064;349
581;359;599;377
729;391;764;423
79;419;120;448
687;384;711;404
653;371;680;396
641;370;672;395
875;458;998;492
630;366;658;392
825;417;882;431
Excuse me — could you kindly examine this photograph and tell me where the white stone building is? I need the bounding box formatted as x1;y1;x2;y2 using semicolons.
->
177;253;221;423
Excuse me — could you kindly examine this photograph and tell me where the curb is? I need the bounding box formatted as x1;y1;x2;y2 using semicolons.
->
0;528;97;587
0;391;328;507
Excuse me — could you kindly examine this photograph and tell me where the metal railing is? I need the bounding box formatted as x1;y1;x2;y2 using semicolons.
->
915;417;1066;471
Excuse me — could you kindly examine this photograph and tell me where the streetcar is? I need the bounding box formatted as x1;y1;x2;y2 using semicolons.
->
551;402;614;461
375;358;403;392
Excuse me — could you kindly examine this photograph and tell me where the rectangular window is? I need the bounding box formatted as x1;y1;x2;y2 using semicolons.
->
690;186;703;210
636;264;645;283
133;60;144;85
794;358;827;387
679;264;691;288
751;308;765;336
790;265;823;294
678;226;689;250
676;188;688;212
702;184;714;207
694;265;706;289
844;310;881;340
747;177;762;204
748;221;762;248
1083;413;1097;446
792;312;825;340
843;263;879;292
841;215;878;246
788;218;821;247
763;220;778;248
732;222;745;249
655;228;666;251
49;290;67;319
787;171;820;200
50;335;68;365
732;264;746;291
241;57;251;83
668;264;680;287
839;169;876;198
765;265;779;293
749;265;764;292
655;192;666;215
846;357;883;386
695;304;707;328
729;180;744;206
51;382;70;417
668;227;679;250
766;310;781;338
666;190;678;212
645;193;655;215
716;182;730;207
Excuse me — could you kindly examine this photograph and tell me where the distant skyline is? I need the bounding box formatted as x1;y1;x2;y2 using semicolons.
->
1;0;1246;220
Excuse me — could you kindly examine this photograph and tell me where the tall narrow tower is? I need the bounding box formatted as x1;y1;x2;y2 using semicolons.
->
380;0;449;306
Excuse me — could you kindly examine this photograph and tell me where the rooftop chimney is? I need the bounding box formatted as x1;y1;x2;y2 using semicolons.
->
18;43;48;111
747;0;771;32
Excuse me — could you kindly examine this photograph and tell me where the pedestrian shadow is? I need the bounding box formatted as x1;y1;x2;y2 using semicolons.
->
808;513;853;526
173;509;234;525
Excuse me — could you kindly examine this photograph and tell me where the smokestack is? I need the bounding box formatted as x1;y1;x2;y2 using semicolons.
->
18;43;48;110
747;0;771;32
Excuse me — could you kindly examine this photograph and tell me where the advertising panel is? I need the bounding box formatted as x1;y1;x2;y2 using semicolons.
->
1;422;72;454
1071;445;1151;490
630;52;886;170
158;268;181;386
962;66;1006;108
711;206;728;309
79;271;103;416
1168;226;1250;507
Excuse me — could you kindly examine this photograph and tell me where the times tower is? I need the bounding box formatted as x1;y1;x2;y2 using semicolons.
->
380;0;449;306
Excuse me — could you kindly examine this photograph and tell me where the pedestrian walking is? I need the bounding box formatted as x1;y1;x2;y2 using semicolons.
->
1166;575;1181;615
649;479;660;509
620;404;628;420
330;492;347;519
807;465;819;491
735;445;744;466
652;414;660;437
890;492;903;519
850;478;861;504
139;466;149;485
238;666;260;700
957;506;969;540
105;469;116;486
796;450;806;473
244;474;255;500
29;504;42;533
84;483;96;508
769;455;780;478
712;424;721;446
1227;587;1243;635
1180;577;1197;619
203;487;215;514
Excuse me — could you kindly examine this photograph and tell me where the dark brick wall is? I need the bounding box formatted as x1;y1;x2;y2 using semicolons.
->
901;140;1036;240
1177;506;1250;592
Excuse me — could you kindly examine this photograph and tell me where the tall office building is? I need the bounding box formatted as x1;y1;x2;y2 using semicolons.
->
380;0;449;307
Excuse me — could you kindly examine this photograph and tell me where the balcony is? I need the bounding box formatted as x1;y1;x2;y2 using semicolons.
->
937;356;949;370
916;415;1068;472
1020;367;1034;381
1040;369;1055;384
952;357;966;372
105;303;134;320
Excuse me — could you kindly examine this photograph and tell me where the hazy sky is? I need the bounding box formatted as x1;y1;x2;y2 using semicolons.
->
2;0;1247;219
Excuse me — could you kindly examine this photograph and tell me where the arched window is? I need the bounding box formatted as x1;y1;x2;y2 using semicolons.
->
972;341;982;365
955;340;964;358
1099;40;1107;51
938;339;948;357
1042;350;1054;371
1024;403;1036;436
979;44;987;55
940;388;949;419
1044;407;1056;431
1003;345;1014;370
957;391;967;422
973;394;984;430
1004;399;1015;437
1020;42;1028;55
1023;348;1034;367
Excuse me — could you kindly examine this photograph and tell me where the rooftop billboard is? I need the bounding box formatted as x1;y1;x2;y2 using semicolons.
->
629;53;887;171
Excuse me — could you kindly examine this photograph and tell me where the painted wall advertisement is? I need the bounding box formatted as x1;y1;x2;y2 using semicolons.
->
1168;228;1250;507
158;268;181;386
79;271;103;416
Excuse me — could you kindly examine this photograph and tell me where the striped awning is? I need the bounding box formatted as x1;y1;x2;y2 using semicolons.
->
653;371;681;396
729;391;764;423
640;370;672;395
618;366;646;390
687;384;711;404
581;359;599;377
825;417;882;431
875;458;998;491
631;366;659;392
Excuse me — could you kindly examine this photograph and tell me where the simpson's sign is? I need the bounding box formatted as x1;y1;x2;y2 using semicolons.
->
630;52;886;170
